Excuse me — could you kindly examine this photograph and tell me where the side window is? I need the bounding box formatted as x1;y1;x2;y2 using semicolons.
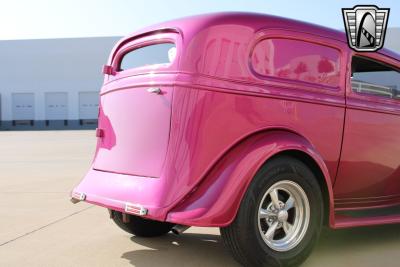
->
351;56;400;99
251;38;341;88
119;43;176;71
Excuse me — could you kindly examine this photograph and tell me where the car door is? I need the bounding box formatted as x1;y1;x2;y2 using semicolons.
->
334;53;400;209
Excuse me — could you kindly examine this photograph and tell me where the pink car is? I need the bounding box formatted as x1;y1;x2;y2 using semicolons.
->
71;12;400;267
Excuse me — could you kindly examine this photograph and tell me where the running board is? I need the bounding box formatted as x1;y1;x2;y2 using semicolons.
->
333;205;400;229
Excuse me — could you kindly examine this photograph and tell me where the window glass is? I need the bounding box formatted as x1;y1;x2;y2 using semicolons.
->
119;43;176;71
251;38;341;87
351;56;400;99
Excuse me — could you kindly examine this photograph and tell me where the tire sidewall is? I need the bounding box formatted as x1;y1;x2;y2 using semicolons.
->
238;157;323;266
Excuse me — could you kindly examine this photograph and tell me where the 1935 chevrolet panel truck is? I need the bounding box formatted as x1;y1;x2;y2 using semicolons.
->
71;12;400;266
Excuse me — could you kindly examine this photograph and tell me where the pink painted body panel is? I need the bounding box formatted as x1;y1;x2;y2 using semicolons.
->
333;51;400;210
166;131;335;226
93;85;173;177
72;12;400;229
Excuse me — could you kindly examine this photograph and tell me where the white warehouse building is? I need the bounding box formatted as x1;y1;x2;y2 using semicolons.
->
0;36;120;130
0;28;399;130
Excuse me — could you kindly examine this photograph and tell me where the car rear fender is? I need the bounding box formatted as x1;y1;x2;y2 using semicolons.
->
166;130;334;227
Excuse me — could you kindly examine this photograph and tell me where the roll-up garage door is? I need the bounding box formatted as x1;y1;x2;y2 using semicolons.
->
12;93;35;120
45;92;68;120
79;92;99;119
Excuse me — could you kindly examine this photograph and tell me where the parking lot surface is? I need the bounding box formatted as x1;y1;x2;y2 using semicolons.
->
0;130;399;266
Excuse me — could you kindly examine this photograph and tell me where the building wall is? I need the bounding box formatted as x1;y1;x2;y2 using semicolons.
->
0;36;120;130
385;28;400;52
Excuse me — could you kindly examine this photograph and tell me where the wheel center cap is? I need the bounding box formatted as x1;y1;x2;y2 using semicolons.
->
277;210;288;222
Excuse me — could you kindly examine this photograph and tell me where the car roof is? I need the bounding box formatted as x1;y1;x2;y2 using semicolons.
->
114;12;400;63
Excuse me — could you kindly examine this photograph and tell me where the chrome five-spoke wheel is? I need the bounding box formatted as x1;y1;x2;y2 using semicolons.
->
258;180;310;252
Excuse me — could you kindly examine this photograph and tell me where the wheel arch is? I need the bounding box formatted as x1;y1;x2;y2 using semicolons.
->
166;129;335;227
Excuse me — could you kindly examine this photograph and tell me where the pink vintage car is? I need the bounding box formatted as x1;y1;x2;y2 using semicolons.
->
71;12;400;266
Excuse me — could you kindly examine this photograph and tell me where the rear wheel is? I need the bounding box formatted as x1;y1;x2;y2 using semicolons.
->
112;211;174;237
220;156;323;267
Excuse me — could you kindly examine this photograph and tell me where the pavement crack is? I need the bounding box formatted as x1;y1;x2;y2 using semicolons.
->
0;206;93;247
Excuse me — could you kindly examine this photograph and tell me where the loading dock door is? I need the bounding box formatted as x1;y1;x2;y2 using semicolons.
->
79;92;99;119
45;92;68;120
12;93;35;120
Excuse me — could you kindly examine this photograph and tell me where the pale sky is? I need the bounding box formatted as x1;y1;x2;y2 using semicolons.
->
0;0;399;40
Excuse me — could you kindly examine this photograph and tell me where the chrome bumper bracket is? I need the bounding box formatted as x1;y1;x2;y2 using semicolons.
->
70;192;86;204
125;203;148;216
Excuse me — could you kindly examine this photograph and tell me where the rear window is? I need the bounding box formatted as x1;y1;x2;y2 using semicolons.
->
251;38;341;88
119;43;176;71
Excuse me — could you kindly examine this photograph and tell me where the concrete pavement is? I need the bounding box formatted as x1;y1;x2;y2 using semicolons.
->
0;130;399;266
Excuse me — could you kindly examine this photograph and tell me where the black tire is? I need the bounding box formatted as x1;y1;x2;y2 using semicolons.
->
220;156;323;267
112;211;174;237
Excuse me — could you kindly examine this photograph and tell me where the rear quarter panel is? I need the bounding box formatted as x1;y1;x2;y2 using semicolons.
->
158;27;348;225
161;82;344;226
